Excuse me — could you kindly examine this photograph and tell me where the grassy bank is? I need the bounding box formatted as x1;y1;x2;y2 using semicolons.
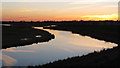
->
2;23;55;49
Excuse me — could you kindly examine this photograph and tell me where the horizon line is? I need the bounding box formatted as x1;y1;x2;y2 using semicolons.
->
1;20;119;22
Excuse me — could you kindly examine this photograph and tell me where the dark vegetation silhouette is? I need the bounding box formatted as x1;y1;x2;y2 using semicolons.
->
43;21;120;44
2;23;55;49
2;21;120;68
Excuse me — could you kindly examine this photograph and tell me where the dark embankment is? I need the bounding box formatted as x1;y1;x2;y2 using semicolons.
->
2;23;55;49
28;46;120;68
43;21;120;44
27;21;120;68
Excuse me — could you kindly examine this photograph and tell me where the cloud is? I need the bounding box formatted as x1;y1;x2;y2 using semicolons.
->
17;16;27;19
19;8;38;12
82;14;117;18
82;14;118;20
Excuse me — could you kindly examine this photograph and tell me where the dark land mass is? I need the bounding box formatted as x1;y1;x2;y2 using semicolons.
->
43;21;120;44
2;23;55;49
2;21;120;68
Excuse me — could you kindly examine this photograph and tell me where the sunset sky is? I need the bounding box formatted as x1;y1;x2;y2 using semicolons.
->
1;0;119;21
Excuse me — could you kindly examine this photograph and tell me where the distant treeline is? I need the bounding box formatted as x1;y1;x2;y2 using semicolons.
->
2;20;120;24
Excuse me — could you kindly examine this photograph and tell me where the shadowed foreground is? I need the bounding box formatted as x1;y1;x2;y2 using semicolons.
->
2;23;55;49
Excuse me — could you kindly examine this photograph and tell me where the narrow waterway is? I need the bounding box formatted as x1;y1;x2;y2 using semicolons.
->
2;27;117;66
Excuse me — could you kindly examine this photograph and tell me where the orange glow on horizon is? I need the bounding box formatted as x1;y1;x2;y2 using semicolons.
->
2;2;118;21
81;14;118;21
2;14;118;21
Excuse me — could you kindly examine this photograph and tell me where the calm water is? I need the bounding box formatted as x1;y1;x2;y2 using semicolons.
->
1;27;117;66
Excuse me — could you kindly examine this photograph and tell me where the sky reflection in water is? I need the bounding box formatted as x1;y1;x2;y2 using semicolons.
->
2;27;117;66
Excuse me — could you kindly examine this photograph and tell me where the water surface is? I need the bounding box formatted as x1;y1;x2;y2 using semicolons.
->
2;27;117;66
